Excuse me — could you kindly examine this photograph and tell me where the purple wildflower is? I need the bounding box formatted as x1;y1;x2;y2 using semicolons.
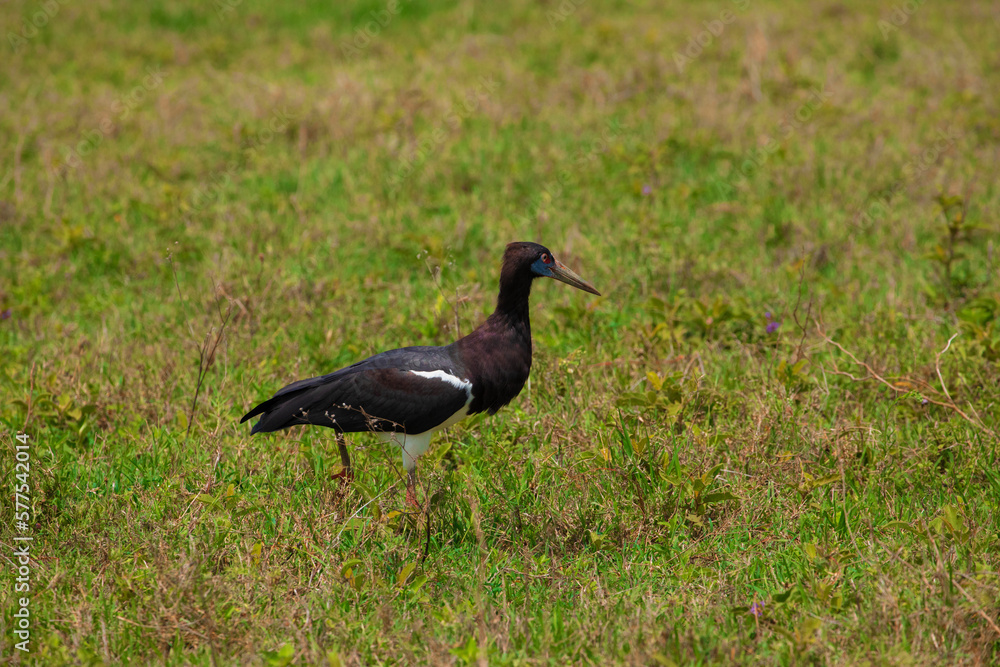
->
0;309;10;321
764;311;772;320
921;397;929;406
641;183;653;196
766;321;780;334
750;601;765;617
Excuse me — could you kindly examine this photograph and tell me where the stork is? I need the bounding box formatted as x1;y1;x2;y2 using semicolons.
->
241;242;600;507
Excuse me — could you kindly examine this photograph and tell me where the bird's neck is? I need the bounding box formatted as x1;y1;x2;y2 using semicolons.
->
490;276;533;335
457;274;534;415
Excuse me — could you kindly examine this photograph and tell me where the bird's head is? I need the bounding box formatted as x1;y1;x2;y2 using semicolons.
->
502;242;601;296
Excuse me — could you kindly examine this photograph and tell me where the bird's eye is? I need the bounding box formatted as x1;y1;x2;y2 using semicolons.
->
541;253;551;264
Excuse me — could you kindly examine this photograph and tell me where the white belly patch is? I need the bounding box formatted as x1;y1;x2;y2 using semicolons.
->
377;370;474;471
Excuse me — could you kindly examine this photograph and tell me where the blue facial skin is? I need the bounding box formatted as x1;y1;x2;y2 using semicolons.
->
531;256;554;277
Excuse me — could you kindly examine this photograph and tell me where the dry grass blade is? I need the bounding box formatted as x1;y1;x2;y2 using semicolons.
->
818;327;991;436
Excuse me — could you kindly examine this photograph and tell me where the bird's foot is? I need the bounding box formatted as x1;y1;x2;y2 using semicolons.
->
331;467;355;484
406;484;421;510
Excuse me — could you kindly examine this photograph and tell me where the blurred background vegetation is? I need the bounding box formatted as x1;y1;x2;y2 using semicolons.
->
1;0;998;664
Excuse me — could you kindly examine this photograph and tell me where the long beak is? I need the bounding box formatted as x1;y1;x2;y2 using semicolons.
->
550;259;601;296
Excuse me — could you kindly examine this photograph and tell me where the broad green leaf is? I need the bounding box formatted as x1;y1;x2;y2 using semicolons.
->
396;562;417;587
701;492;739;504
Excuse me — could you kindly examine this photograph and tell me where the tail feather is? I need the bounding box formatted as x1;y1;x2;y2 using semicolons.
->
241;386;316;433
242;368;353;431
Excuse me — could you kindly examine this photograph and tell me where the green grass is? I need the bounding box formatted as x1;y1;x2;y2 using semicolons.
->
2;0;1000;664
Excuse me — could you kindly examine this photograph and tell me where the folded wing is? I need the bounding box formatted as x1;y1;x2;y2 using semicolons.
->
241;347;472;435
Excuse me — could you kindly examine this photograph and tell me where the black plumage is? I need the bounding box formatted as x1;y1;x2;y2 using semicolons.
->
242;346;471;435
241;241;600;506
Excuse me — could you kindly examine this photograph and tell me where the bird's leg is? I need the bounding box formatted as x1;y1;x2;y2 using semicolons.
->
406;468;420;509
400;435;427;511
332;433;354;482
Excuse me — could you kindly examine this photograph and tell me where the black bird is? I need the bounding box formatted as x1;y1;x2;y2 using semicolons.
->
241;242;600;507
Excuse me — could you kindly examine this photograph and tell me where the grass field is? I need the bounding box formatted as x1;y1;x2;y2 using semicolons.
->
2;0;1000;664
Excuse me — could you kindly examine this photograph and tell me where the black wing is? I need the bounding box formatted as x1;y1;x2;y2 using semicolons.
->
241;346;471;435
